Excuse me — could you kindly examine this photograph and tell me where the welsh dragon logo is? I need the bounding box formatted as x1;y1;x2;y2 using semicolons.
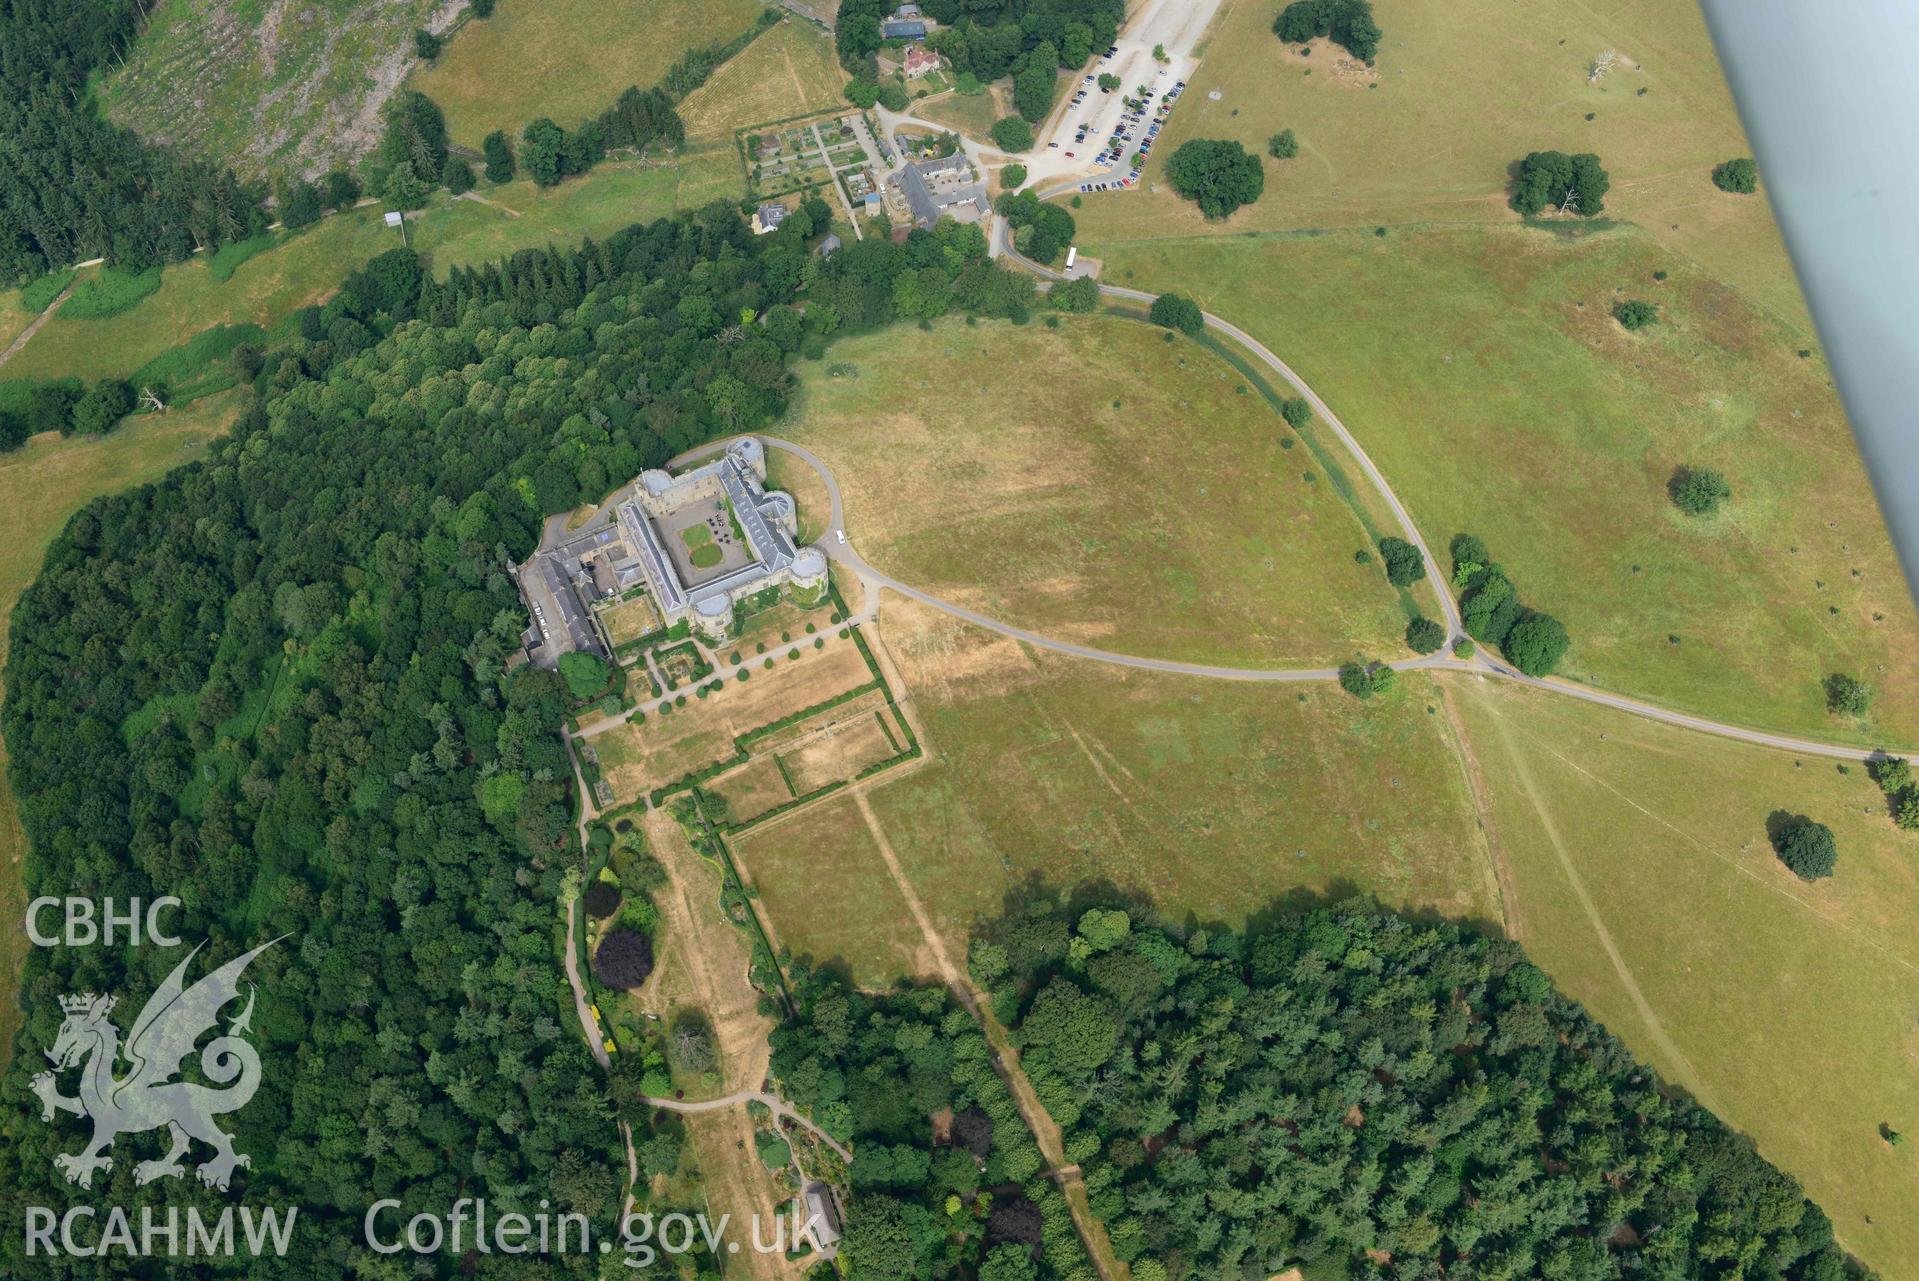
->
31;939;279;1192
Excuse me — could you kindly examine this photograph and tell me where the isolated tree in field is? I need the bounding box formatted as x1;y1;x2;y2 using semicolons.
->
1149;292;1204;335
414;28;443;60
1166;139;1265;219
593;930;654;988
1871;755;1914;794
558;650;610;700
669;1015;718;1074
1269;129;1299;160
1613;299;1658;330
1511;149;1609;217
470;0;495;15
520;118;568;186
1825;672;1872;717
1503;612;1570;676
1339;660;1383;698
482;130;516;183
991;116;1035;152
1376;535;1424;587
441;156;475;195
1406;617;1445;654
1669;464;1731;515
1772;815;1837;880
1050;275;1100;312
1273;0;1382;62
1281;397;1312;429
1712;157;1758;194
1002;163;1028;188
1894;788;1919;831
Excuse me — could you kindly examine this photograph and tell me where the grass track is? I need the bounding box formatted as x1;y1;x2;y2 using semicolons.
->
739;597;1498;985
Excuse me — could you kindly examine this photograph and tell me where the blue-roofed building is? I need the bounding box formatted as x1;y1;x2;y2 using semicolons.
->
881;19;927;40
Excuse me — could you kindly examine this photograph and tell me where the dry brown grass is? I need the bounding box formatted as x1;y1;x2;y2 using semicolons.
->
730;797;931;984
783;712;899;793
707;755;794;825
741;598;1500;985
629;810;775;1094
594;641;877;800
678;20;847;143
411;0;764;147
784;315;1409;667
602;594;663;646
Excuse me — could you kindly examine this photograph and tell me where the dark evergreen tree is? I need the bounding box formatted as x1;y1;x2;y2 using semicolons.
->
482;129;517;183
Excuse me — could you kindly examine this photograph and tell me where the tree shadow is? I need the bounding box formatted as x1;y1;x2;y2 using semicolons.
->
1764;808;1807;853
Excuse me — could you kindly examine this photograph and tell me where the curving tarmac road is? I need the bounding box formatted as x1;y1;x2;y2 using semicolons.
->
708;253;1907;763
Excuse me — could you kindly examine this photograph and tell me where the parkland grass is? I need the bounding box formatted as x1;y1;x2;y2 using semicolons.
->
784;316;1411;667
1074;0;1807;329
737;597;1498;984
411;0;765;148
1096;226;1919;743
1450;673;1919;1279
0;393;241;1059
97;0;441;180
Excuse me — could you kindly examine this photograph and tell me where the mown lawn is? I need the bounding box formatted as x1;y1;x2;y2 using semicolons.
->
1096;226;1919;745
0;393;241;1060
738;598;1498;982
1072;0;1807;329
411;0;765;147
1451;673;1919;1279
784;314;1417;667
